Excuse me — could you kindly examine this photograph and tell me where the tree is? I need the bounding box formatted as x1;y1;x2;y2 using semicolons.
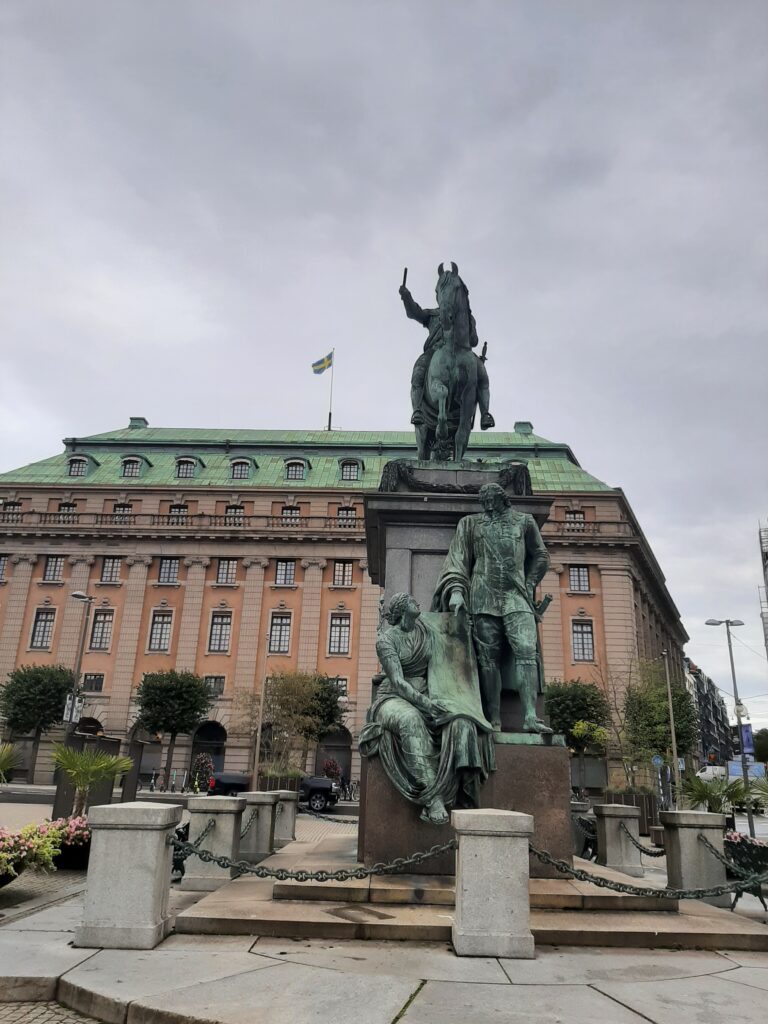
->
623;662;699;762
51;744;134;816
134;671;212;781
754;728;768;765
263;672;345;772
544;680;611;748
0;665;74;780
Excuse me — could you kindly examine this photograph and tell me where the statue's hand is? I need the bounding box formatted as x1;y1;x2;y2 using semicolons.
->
449;591;466;616
399;285;411;301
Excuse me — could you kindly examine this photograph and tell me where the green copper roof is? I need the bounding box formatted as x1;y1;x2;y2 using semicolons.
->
0;424;613;493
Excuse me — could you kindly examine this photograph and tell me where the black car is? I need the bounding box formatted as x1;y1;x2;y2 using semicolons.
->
299;775;341;813
208;771;250;796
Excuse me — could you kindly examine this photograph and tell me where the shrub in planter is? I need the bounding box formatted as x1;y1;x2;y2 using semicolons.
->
0;822;63;885
49;817;91;870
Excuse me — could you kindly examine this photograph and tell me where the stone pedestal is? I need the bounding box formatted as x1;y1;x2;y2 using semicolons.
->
452;809;534;959
359;743;572;877
593;804;644;877
75;802;182;950
660;810;729;908
181;796;245;891
273;790;298;846
238;791;278;863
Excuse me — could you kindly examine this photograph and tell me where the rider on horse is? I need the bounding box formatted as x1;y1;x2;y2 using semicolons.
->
399;264;495;431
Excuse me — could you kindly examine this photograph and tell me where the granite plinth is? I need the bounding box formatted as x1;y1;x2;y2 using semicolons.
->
359;744;572;878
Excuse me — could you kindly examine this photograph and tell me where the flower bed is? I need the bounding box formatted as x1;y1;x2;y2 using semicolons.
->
0;821;62;884
49;817;91;870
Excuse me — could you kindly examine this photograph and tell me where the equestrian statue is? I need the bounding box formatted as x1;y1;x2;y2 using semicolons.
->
399;263;494;462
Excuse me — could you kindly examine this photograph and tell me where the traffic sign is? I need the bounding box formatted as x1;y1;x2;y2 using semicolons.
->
63;695;85;724
651;754;664;768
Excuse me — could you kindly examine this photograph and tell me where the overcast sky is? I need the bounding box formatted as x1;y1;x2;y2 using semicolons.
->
1;2;767;728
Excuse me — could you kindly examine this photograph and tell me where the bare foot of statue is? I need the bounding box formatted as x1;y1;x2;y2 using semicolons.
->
421;797;449;825
523;716;553;735
411;409;425;426
480;413;495;429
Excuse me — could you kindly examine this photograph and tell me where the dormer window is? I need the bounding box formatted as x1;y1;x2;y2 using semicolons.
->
340;460;360;481
68;457;87;477
230;460;251;480
176;458;196;479
285;460;306;481
121;458;141;478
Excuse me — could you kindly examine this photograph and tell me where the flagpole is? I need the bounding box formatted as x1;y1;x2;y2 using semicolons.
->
327;348;335;431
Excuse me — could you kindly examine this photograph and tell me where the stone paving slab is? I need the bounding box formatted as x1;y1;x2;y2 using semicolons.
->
0;931;99;1001
594;973;767;1023
399;980;646;1023
498;946;737;984
124;961;420;1024
0;1002;98;1023
716;966;768;991
717;949;768;967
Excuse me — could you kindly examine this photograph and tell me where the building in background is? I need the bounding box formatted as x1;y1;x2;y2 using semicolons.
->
0;419;688;783
684;658;732;766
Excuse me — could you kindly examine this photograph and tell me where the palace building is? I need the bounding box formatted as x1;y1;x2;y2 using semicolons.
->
0;418;688;784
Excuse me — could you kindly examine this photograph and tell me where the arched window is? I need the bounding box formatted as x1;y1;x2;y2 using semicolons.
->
230;460;250;480
68;457;87;478
340;460;360;481
285;460;306;481
191;721;228;773
121;458;141;478
175;458;197;479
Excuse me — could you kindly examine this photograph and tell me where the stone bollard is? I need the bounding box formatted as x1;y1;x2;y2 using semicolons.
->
181;796;245;892
238;791;279;863
593;804;644;877
570;800;591;856
452;809;534;959
660;810;729;908
273;789;298;847
75;802;182;950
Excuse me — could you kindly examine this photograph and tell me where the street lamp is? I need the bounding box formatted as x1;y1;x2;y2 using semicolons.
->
67;591;94;740
705;618;755;838
661;650;682;808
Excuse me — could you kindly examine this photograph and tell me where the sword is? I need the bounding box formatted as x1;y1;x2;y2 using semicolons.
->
480;341;488;363
402;267;408;288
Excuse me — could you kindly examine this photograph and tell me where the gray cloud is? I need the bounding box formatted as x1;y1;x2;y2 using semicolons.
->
1;0;767;718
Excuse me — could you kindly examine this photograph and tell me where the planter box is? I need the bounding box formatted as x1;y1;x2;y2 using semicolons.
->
0;864;25;889
54;842;91;871
257;776;300;792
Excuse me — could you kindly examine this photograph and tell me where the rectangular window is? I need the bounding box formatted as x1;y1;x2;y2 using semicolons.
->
337;507;357;528
122;460;140;478
568;566;590;592
334;677;349;698
0;503;21;523
208;611;232;653
101;556;122;583
148;610;173;651
333;560;353;587
90;610;114;650
68;459;86;477
216;559;238;585
275;560;295;586
572;621;595;662
329;613;351;655
341;462;359;481
224;504;244;525
30;608;55;649
0;555;6;581
43;556;64;582
158;558;179;584
204;675;225;697
113;504;133;524
285;462;305;480
176;461;195;478
565;510;586;532
268;613;291;653
82;673;104;692
280;505;300;524
231;462;250;479
168;505;188;525
57;503;77;523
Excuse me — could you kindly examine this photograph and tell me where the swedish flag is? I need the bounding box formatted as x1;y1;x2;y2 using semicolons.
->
312;351;334;375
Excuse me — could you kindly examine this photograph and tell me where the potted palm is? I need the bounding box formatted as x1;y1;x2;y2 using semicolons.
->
0;743;22;786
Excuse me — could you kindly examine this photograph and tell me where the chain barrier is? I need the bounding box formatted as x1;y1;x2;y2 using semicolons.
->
298;807;358;826
697;834;753;879
529;839;768;901
192;817;215;848
240;807;259;839
167;836;457;881
573;816;596;839
619;822;666;858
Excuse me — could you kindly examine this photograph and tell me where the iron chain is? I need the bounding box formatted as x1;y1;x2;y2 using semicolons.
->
298;808;358;826
573;816;597;839
168;836;457;881
619;822;666;858
192;818;215;848
697;834;753;879
240;807;259;839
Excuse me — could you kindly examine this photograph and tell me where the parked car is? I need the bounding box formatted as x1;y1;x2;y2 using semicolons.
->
299;774;341;813
208;771;250;795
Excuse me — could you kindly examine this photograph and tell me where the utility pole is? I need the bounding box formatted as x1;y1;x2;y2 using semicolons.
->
661;649;682;808
724;622;756;839
67;592;94;740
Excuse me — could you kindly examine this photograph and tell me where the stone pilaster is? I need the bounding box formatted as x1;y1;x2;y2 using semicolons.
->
233;557;269;697
106;555;151;734
175;557;210;671
0;554;37;682
54;555;95;669
538;564;564;682
351;561;381;779
599;565;639;699
296;558;326;671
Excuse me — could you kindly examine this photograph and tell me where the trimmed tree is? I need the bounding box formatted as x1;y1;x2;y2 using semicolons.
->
544;680;611;748
0;665;75;781
623;663;699;762
134;671;213;782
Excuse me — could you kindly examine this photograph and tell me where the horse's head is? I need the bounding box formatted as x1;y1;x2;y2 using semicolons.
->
435;263;471;343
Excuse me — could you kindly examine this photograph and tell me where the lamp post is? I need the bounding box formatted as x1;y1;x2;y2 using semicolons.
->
705;618;756;838
67;591;94;740
661;649;682;808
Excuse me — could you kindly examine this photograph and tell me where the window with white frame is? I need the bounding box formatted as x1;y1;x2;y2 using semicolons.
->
336;506;357;528
230;460;250;480
268;613;291;653
68;458;87;477
43;556;64;582
275;560;295;586
572;620;595;661
216;558;237;585
329;613;351;655
101;557;122;583
285;461;305;481
168;504;188;524
82;673;104;692
334;677;349;698
57;502;77;523
568;566;590;592
333;560;353;587
158;558;179;584
224;504;244;525
0;502;21;523
208;611;232;653
340;461;359;481
113;503;133;524
0;554;6;581
280;505;301;524
30;608;55;648
90;610;114;650
205;675;225;697
121;459;141;478
565;510;585;531
176;459;196;479
148;610;173;651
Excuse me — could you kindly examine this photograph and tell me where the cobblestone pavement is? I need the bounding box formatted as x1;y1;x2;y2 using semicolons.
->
0;1003;97;1023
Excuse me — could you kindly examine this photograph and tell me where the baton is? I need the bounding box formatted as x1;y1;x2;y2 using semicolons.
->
402;267;408;288
480;341;488;363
